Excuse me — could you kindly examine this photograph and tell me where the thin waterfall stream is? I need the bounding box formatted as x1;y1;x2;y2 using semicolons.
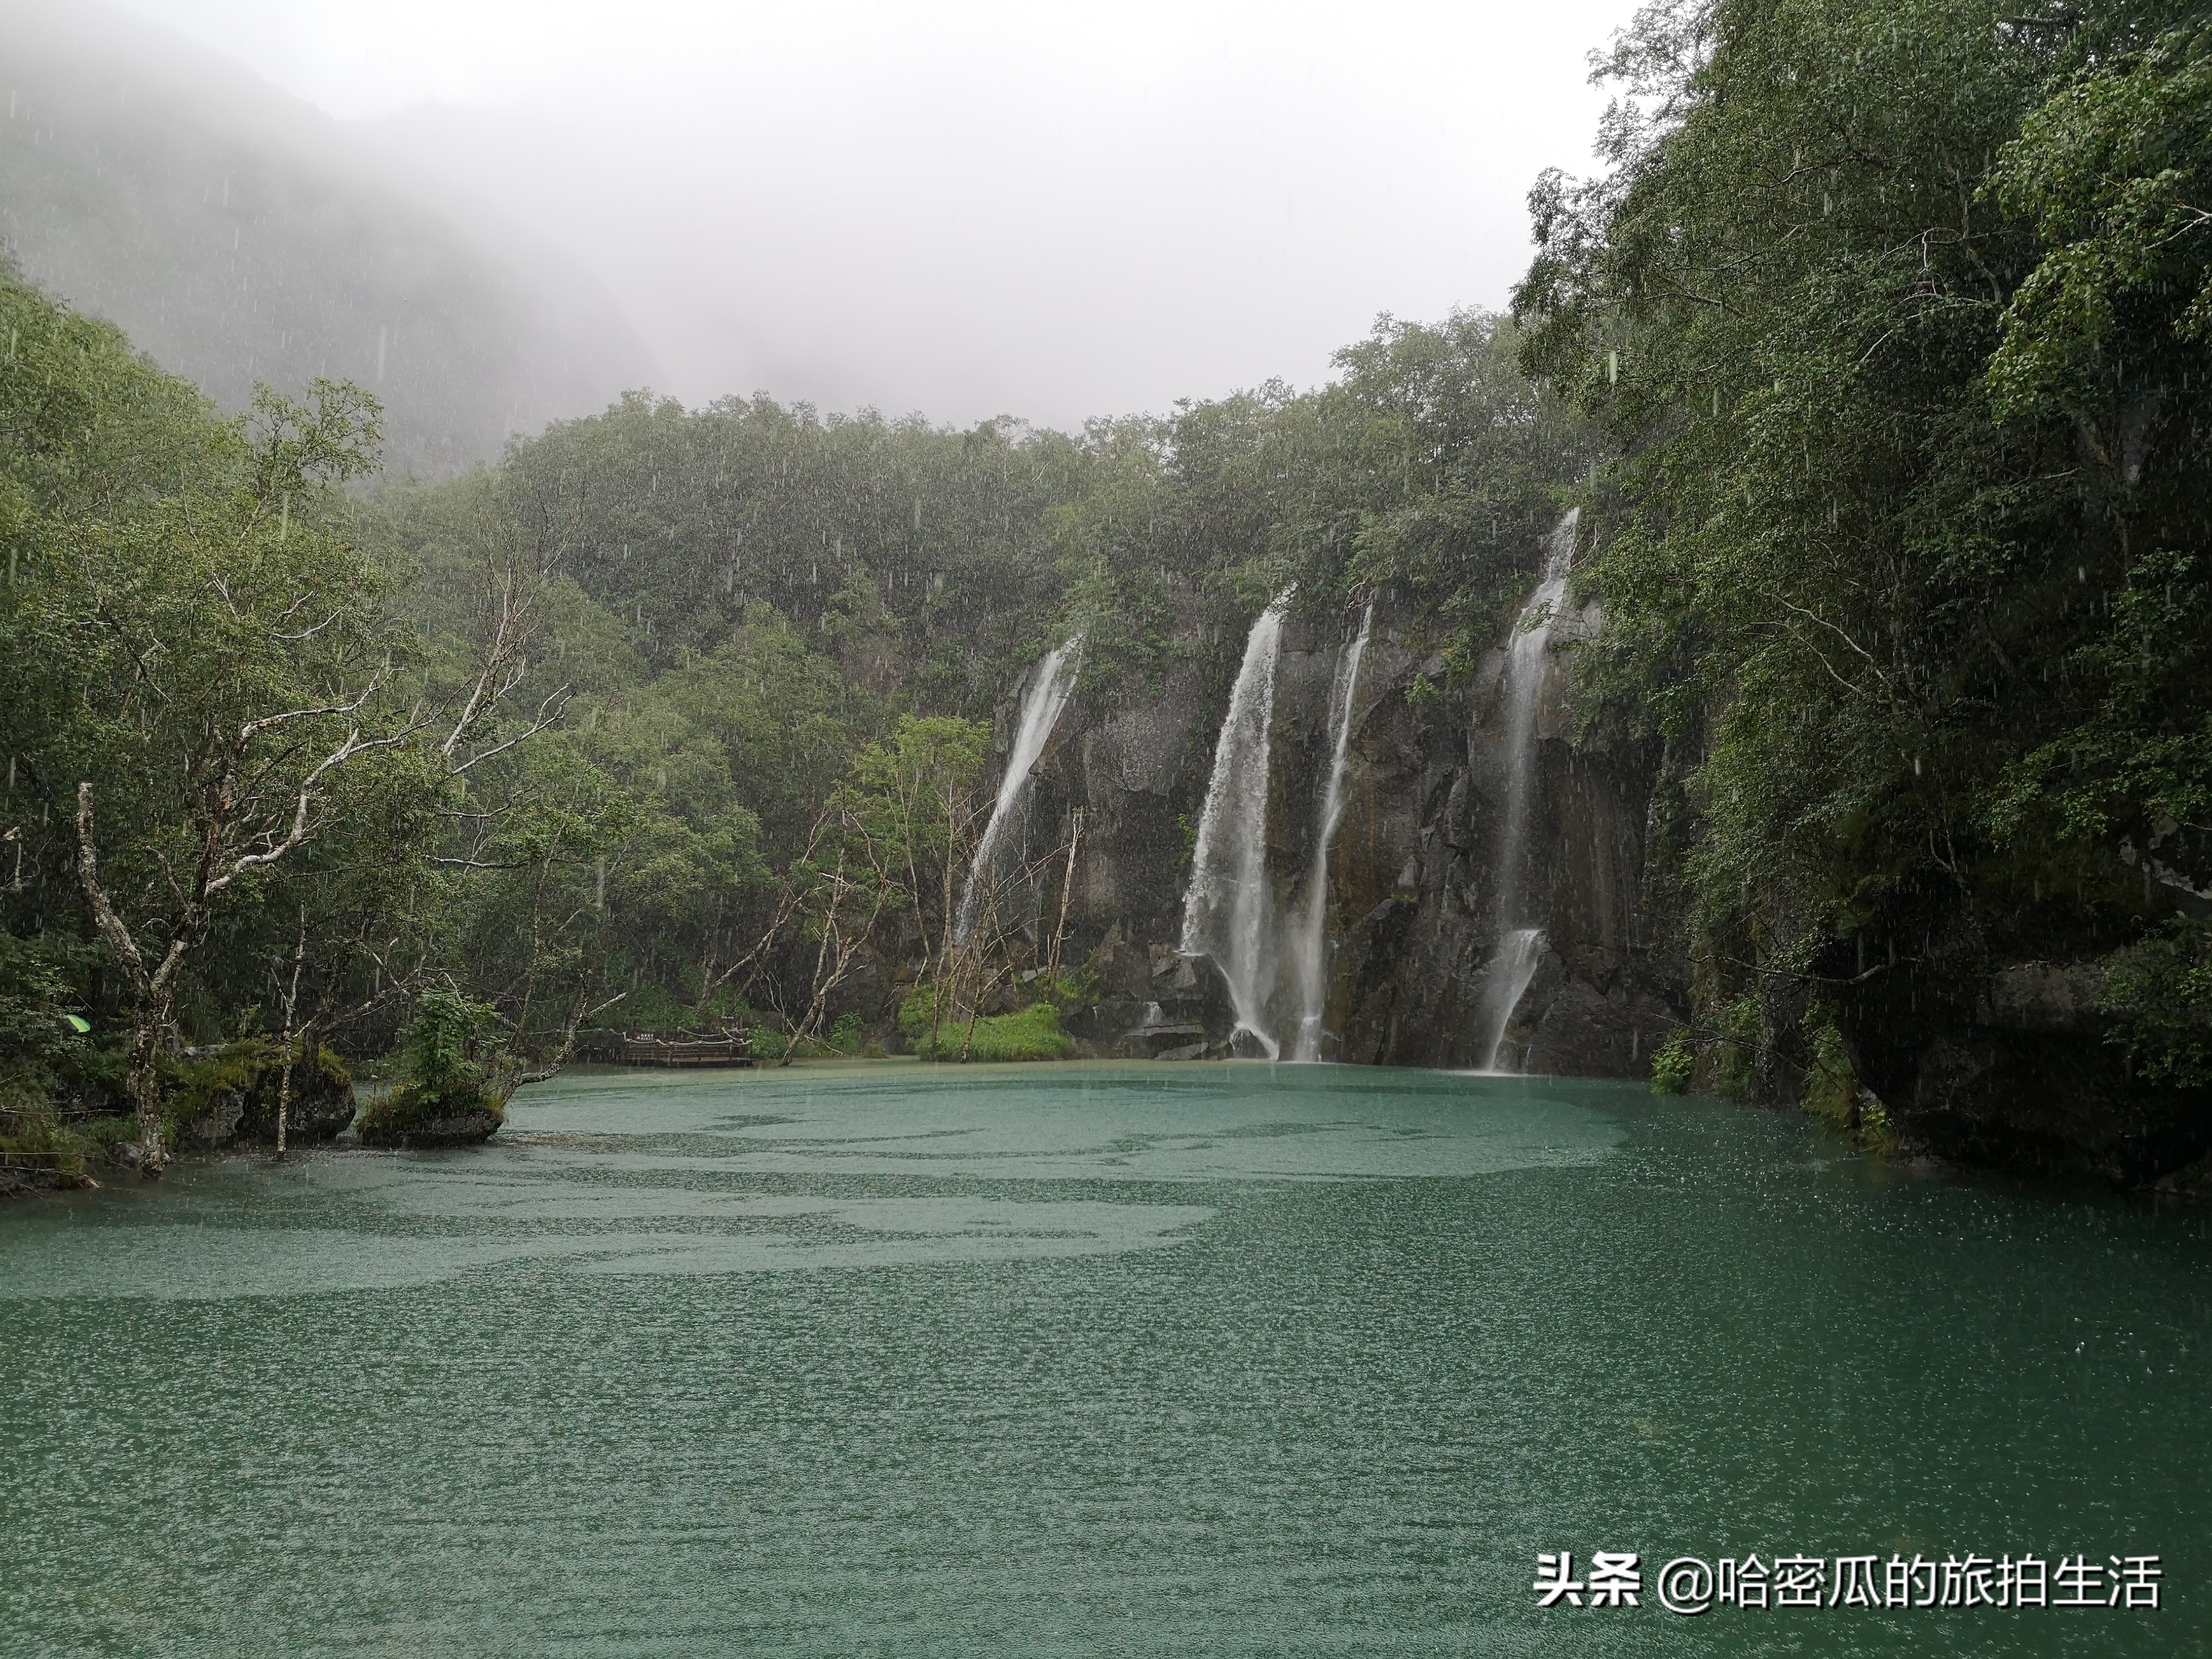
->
1180;592;1292;1058
1288;604;1371;1063
954;637;1081;945
1472;511;1579;1071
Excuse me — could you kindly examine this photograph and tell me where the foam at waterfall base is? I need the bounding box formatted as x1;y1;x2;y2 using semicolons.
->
1473;926;1548;1074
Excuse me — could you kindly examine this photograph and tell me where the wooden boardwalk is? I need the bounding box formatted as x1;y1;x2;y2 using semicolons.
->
619;1031;755;1068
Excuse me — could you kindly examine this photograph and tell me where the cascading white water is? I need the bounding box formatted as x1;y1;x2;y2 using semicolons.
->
1180;592;1293;1058
1473;511;1580;1070
954;637;1082;945
1287;605;1372;1063
1472;926;1548;1071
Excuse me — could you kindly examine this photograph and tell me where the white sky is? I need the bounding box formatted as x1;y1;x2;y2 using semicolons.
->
106;0;1640;429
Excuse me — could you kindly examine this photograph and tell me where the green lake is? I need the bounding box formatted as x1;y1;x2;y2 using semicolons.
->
1;1061;2205;1655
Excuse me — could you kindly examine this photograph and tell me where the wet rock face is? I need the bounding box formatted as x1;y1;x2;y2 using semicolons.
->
1021;596;1684;1077
1308;607;1682;1073
984;596;2209;1186
236;1050;358;1145
356;1103;503;1150
1834;908;2212;1187
172;1087;249;1152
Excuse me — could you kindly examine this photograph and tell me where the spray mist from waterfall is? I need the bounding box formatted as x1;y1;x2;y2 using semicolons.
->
1288;604;1371;1063
954;637;1082;946
1473;510;1579;1071
1180;592;1292;1059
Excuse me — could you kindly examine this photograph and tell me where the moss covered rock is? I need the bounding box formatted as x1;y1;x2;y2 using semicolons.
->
237;1045;356;1144
355;1082;508;1149
163;1039;357;1149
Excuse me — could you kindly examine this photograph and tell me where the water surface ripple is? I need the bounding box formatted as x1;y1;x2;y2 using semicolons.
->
1;1062;2204;1656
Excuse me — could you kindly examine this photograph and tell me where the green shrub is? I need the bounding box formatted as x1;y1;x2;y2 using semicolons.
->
1650;1030;1694;1095
1029;967;1099;1012
2099;917;2212;1088
1856;1093;1896;1156
79;1114;139;1154
0;928;93;1104
1801;1010;1857;1129
827;1012;866;1053
402;993;494;1100
358;992;512;1142
618;981;689;1032
898;984;942;1041
1799;1006;1897;1153
0;1097;89;1181
1714;995;1762;1100
748;1027;828;1062
916;1003;1076;1063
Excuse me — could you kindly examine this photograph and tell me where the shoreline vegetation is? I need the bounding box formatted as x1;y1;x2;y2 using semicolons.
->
7;0;2212;1196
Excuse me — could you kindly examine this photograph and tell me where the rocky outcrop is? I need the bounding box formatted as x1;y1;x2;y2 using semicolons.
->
357;1107;503;1149
355;1086;505;1149
1010;584;1686;1076
1831;887;2212;1187
961;571;2211;1191
237;1047;358;1144
166;1040;359;1151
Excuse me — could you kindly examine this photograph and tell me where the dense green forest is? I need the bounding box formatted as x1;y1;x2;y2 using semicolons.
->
0;254;1579;1178
4;0;2209;1187
1518;0;2212;1122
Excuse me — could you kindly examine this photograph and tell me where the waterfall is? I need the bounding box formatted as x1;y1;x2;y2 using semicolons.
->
1474;511;1579;1070
1287;604;1372;1063
1180;591;1293;1058
954;637;1082;945
1472;926;1548;1071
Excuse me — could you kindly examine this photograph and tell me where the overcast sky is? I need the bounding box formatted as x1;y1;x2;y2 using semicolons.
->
109;0;1641;430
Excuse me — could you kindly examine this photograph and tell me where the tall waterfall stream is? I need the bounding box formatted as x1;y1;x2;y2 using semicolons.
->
1178;517;1576;1070
1288;604;1371;1063
1471;510;1579;1070
954;637;1081;946
1178;593;1291;1057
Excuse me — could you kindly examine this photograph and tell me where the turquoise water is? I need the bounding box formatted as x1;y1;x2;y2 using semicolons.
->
1;1061;2205;1655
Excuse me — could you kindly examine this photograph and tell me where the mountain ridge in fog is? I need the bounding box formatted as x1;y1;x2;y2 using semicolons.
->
0;0;658;477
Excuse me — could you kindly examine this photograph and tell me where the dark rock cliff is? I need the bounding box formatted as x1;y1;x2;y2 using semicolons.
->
1001;590;1685;1076
972;586;2210;1191
1828;875;2212;1189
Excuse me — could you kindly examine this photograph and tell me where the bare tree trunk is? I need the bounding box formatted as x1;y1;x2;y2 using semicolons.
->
76;784;181;1174
1049;809;1083;980
783;861;843;1067
122;1002;172;1171
274;905;306;1156
929;824;955;1056
518;984;626;1085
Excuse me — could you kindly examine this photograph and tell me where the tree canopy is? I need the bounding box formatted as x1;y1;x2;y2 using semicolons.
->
1515;0;2212;1084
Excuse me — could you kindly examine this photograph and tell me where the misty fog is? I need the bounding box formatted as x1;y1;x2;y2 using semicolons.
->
6;0;1632;458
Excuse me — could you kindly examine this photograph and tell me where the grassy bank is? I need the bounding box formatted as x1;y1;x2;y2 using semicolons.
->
914;1003;1075;1063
